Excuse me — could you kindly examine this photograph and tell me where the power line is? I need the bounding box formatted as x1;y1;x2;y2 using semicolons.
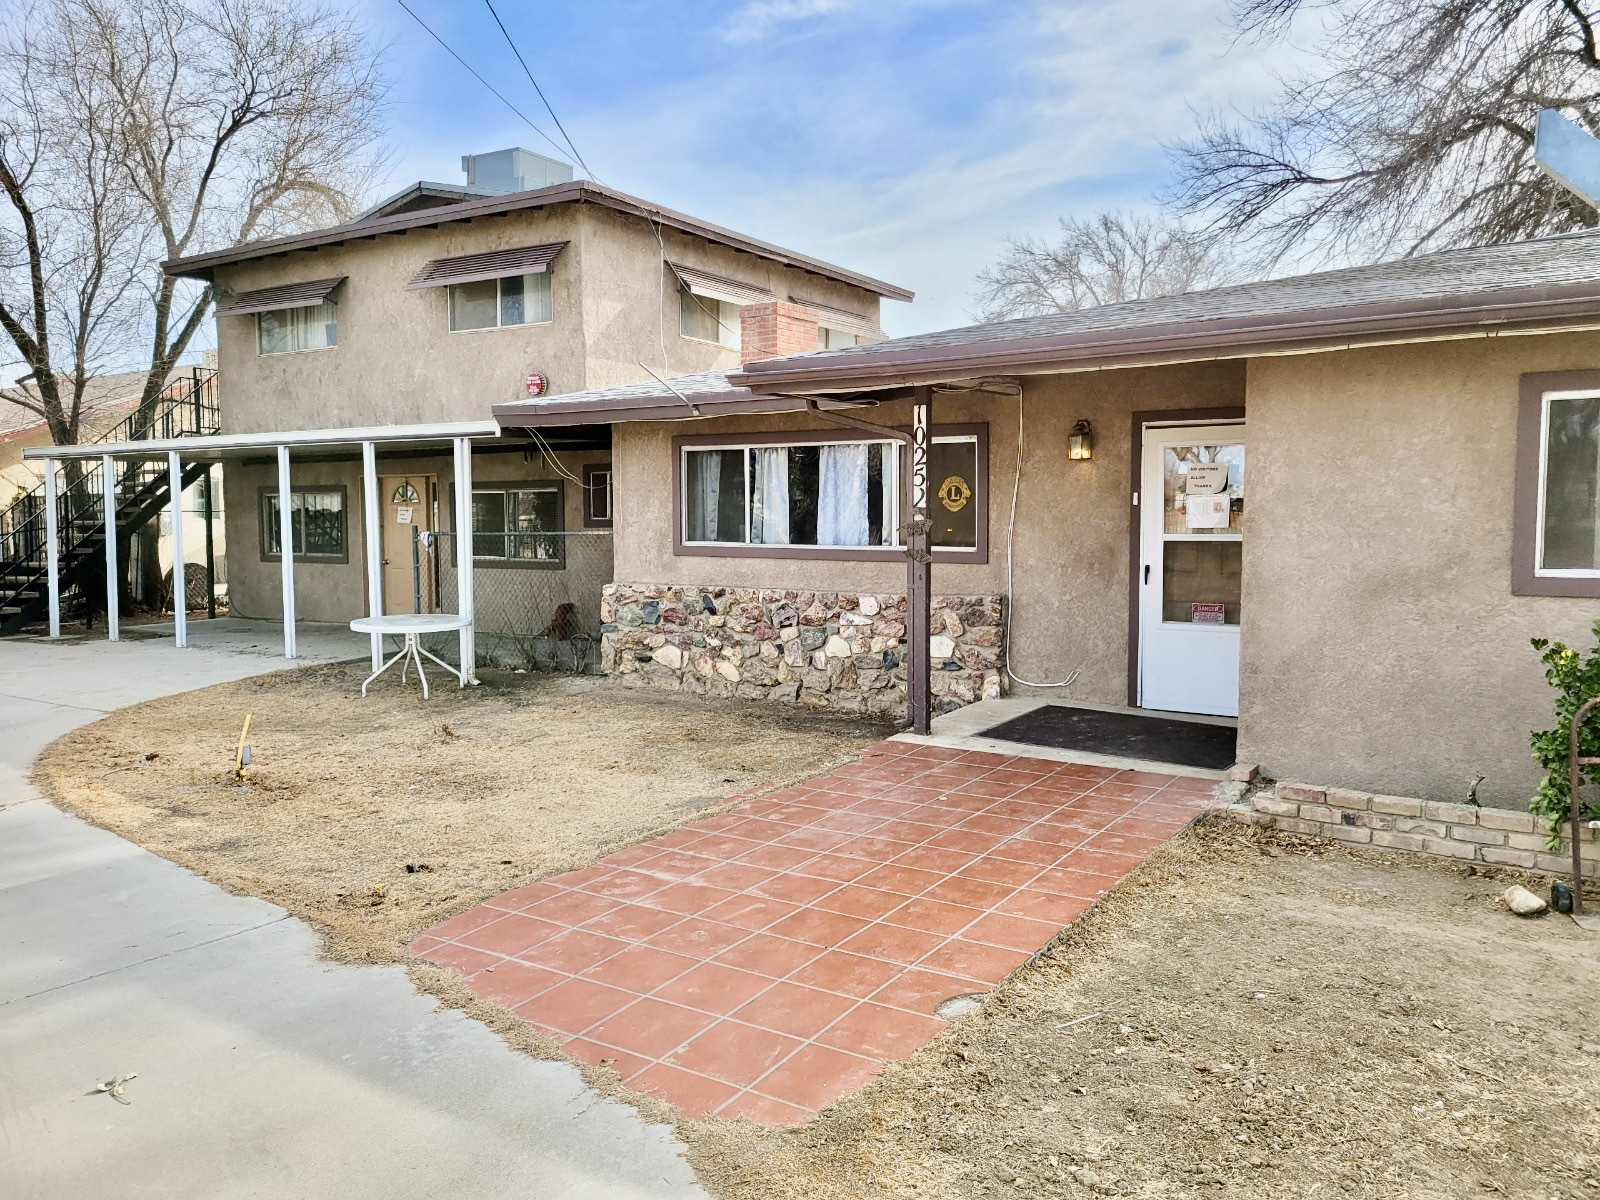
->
395;0;573;166
482;0;596;181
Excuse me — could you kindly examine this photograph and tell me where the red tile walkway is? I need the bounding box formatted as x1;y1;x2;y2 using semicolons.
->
412;740;1213;1125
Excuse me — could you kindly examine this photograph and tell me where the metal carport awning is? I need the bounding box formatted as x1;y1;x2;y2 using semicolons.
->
24;420;501;672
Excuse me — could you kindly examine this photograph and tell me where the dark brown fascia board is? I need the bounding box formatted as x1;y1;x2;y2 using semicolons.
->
162;180;914;301
728;281;1600;392
492;392;805;428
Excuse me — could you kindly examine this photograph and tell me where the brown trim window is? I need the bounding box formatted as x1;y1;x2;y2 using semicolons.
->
583;464;613;527
472;481;565;569
672;425;988;562
259;486;348;562
1515;371;1600;597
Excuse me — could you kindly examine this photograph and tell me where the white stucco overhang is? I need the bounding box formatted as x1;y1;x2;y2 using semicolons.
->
21;419;503;463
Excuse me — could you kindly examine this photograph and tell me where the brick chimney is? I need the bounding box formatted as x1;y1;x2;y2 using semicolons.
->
739;301;819;363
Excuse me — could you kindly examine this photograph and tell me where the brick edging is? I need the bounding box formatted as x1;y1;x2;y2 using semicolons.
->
1214;777;1598;879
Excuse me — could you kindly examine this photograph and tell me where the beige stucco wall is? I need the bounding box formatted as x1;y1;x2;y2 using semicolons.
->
211;204;886;433
223;446;611;623
1238;332;1600;808
610;361;1247;706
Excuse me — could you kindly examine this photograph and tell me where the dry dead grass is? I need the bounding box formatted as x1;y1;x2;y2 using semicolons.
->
686;820;1600;1199
35;662;885;967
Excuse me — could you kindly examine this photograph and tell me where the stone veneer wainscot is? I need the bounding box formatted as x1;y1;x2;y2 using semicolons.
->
600;584;1005;715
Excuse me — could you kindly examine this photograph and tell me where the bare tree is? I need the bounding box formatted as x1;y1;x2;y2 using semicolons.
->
972;212;1235;321
0;0;387;445
1170;0;1600;267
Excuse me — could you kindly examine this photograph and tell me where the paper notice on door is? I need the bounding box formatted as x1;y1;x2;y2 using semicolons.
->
1184;493;1230;529
1185;462;1229;494
397;507;413;524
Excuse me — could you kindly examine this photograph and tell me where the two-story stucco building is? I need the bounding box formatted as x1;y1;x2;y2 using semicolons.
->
161;149;911;649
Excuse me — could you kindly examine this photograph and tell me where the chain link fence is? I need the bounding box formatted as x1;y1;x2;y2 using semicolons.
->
412;529;612;673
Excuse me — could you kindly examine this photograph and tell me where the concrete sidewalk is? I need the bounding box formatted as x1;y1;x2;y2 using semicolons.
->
0;621;705;1199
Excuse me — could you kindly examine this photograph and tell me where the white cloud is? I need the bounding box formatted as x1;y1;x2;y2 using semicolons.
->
723;0;859;43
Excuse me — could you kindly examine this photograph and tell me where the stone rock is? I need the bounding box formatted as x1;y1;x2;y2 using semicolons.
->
660;606;688;625
771;602;799;627
617;606;643;627
641;601;660;623
824;635;852;659
858;594;881;616
783;639;805;667
647;633;667;649
964;625;1001;648
811;649;828;670
801;668;832;693
981;670;1002;700
770;681;800;702
1503;884;1548;916
941;611;965;638
714;660;742;683
873;617;907;639
752;622;776;641
708;615;726;627
799;601;830;626
652;643;684;670
700;592;718;614
758;641;780;661
929;634;956;659
840;611;872;627
779;625;799;643
799;627;826;651
689;651;714;678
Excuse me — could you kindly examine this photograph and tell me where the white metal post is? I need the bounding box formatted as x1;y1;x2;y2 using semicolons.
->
43;457;59;639
167;451;187;648
102;454;119;642
453;437;475;684
277;444;297;659
361;440;383;671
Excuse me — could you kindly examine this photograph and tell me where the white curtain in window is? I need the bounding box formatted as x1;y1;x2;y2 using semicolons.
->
751;447;790;544
818;443;870;546
696;453;720;541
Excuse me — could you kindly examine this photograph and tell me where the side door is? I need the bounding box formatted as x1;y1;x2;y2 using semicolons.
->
1137;423;1245;717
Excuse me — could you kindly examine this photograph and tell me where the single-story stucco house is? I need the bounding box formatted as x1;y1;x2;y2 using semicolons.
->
492;230;1600;812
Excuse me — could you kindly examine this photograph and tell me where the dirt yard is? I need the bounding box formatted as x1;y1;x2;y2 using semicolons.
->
36;663;885;965
688;820;1600;1200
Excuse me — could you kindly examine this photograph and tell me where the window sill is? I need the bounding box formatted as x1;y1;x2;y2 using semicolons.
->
260;553;349;565
675;542;986;565
448;320;554;335
258;344;338;357
1514;573;1600;598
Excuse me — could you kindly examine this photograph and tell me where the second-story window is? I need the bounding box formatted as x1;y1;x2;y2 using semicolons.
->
817;326;861;350
257;299;338;355
449;271;553;332
680;290;740;349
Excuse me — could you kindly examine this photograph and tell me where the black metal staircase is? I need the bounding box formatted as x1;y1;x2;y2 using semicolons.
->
0;368;219;634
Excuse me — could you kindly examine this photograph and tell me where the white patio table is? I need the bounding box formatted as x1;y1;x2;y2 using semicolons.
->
349;613;471;699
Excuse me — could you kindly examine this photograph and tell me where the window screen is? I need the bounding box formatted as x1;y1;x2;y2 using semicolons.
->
1542;392;1600;572
257;300;338;355
261;488;345;558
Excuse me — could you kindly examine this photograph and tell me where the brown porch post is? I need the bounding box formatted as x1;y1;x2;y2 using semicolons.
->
908;385;933;735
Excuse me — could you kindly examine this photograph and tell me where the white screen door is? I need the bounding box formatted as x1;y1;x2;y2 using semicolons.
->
1138;423;1244;717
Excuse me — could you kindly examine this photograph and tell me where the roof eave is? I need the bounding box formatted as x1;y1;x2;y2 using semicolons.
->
161;181;914;300
729;283;1600;392
492;391;803;428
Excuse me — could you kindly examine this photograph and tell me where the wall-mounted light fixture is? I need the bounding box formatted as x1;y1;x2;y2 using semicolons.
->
1068;419;1094;461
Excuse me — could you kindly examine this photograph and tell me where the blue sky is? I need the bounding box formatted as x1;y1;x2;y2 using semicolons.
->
370;1;1301;335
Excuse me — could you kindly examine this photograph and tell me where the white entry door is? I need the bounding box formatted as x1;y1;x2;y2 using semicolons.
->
1138;423;1244;717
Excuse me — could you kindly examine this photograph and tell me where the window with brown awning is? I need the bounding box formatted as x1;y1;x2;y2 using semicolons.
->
406;243;568;290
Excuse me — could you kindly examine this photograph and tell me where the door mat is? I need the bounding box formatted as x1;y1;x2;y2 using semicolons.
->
978;704;1238;770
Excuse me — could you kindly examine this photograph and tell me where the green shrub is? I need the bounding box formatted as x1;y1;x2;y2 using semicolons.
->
1530;620;1600;846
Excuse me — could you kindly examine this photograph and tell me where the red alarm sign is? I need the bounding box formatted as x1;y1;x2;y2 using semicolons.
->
525;371;549;397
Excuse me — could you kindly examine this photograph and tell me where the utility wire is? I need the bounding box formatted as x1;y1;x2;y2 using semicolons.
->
395;0;573;166
482;0;596;181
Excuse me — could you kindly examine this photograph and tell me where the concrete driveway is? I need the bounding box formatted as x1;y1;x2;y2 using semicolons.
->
0;620;705;1200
